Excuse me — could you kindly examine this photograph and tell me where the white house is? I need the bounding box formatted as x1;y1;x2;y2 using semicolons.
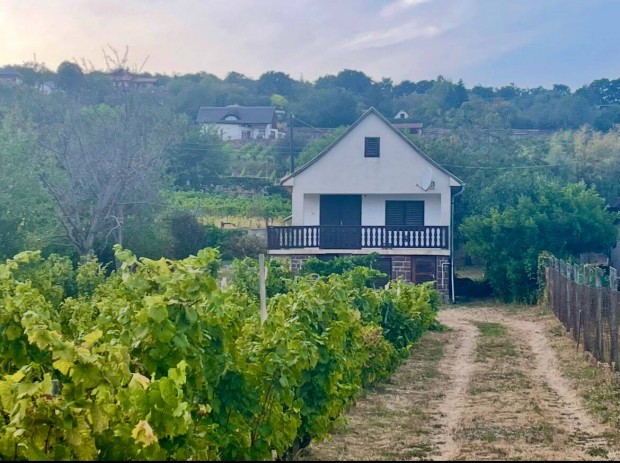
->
196;105;281;141
394;109;410;119
0;68;23;86
267;107;464;301
110;72;157;90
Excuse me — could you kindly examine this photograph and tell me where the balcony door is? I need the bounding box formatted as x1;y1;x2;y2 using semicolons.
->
320;195;361;249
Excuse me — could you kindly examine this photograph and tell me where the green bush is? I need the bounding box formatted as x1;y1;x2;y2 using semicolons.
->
299;253;380;277
461;180;617;303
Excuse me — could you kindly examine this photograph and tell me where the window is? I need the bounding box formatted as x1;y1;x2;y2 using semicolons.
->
399;113;406;119
258;129;266;138
385;201;424;227
241;130;251;140
364;137;380;157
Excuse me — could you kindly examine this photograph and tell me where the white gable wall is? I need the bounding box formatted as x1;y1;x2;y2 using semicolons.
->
289;112;454;226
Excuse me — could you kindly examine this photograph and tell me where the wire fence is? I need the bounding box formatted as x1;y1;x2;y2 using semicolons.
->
544;256;619;369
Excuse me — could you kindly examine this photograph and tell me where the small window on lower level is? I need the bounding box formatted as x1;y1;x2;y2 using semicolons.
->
365;137;380;157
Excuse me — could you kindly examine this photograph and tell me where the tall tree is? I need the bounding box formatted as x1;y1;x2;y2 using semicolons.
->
36;94;186;255
334;69;373;95
257;71;296;99
56;61;85;92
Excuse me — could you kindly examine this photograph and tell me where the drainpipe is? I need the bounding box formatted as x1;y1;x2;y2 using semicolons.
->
450;184;465;303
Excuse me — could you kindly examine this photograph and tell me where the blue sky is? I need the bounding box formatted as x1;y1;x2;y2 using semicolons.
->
1;0;619;89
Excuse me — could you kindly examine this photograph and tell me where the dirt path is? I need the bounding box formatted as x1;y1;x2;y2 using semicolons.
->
433;314;479;460
301;306;620;461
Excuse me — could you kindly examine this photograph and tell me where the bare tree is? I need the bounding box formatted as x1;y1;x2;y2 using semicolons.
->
36;93;186;255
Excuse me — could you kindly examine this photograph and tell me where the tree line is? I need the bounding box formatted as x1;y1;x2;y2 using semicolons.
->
5;61;620;130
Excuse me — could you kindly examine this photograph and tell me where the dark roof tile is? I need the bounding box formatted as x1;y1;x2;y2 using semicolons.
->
196;105;275;124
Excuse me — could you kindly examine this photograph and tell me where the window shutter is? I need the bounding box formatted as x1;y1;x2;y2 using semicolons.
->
365;137;380;157
404;201;424;227
386;201;424;227
385;201;404;226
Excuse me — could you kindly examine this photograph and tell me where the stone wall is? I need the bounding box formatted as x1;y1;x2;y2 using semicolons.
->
283;253;451;302
391;256;412;281
436;256;450;301
289;255;310;273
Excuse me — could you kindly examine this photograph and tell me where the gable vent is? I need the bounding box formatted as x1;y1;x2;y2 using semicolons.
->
365;137;380;157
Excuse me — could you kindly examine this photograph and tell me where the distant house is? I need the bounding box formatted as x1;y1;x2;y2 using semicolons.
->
196;105;283;141
392;109;423;134
267;107;464;301
110;72;157;89
393;122;423;135
0;67;23;86
394;109;410;119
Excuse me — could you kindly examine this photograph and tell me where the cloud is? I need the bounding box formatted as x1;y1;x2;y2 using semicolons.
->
339;22;445;51
381;0;433;18
0;0;618;88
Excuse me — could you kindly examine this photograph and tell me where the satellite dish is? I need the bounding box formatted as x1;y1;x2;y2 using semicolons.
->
418;167;434;191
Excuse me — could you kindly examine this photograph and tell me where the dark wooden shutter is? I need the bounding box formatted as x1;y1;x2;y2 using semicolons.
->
365;137;380;157
386;201;403;227
386;201;424;227
404;201;424;227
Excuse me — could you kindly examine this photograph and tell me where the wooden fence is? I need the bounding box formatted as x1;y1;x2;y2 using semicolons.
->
544;257;619;369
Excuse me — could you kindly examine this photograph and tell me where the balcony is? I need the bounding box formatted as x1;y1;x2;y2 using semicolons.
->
267;225;449;250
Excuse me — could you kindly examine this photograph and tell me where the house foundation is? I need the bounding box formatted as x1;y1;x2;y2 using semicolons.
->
285;253;450;301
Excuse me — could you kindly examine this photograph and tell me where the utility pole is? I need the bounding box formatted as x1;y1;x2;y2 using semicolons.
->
289;112;294;174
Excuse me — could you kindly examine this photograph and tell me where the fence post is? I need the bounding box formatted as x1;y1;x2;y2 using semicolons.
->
259;254;267;324
565;263;572;332
583;266;591;353
611;267;618;370
548;257;555;313
596;268;603;361
573;263;580;338
555;259;566;324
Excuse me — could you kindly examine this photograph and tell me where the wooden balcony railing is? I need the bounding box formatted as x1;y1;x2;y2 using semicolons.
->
267;225;449;250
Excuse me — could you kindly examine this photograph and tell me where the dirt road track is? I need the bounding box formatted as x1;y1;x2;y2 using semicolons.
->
301;306;620;461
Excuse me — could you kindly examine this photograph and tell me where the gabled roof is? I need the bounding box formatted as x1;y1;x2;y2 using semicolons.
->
196;105;276;124
0;67;22;77
281;107;463;185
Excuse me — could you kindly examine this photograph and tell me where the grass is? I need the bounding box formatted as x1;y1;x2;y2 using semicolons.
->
541;304;620;437
299;328;451;461
473;321;518;362
475;322;507;337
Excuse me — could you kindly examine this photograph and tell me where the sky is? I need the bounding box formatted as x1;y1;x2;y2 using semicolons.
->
1;0;619;90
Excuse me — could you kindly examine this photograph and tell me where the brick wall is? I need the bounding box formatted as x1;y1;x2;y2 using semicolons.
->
290;255;310;273
391;256;412;282
436;256;450;301
287;253;451;302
